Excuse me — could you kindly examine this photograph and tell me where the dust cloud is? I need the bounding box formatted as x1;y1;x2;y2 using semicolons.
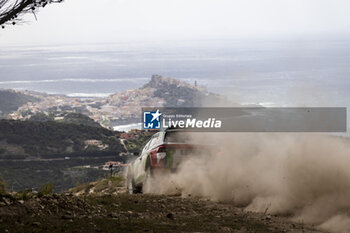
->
146;133;350;233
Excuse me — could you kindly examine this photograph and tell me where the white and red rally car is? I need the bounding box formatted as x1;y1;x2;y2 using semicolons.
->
126;127;215;194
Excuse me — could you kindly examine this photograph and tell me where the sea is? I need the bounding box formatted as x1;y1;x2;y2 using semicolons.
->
1;39;350;113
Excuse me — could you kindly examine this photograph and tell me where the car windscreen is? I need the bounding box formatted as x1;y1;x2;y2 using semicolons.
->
164;131;192;143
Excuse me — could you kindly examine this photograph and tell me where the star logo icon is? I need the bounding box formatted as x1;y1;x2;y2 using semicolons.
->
151;109;162;122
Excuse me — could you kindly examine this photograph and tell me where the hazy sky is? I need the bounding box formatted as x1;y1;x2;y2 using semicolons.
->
1;0;350;46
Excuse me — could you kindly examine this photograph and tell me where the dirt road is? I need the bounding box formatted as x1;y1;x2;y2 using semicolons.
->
0;192;323;233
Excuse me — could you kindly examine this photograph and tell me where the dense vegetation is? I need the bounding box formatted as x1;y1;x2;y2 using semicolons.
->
61;113;102;128
0;119;128;191
29;112;102;128
0;119;124;159
0;156;125;192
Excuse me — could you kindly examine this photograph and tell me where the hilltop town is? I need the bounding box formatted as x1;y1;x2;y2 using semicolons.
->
3;75;222;129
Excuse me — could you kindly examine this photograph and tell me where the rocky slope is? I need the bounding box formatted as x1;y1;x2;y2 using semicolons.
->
0;178;322;233
105;74;230;126
108;74;226;108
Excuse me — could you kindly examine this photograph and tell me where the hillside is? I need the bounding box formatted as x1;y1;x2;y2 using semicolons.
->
0;119;124;159
0;89;40;117
143;74;225;107
0;177;322;233
106;75;230;126
108;74;227;108
28;112;102;128
0;120;128;192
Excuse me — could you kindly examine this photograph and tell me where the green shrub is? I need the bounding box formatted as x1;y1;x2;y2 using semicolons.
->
71;182;94;194
108;176;124;187
38;181;54;197
16;189;34;200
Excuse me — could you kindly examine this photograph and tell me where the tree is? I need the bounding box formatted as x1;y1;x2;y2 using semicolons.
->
0;0;63;27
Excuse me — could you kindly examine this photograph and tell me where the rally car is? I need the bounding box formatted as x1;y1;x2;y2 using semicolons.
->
126;127;213;194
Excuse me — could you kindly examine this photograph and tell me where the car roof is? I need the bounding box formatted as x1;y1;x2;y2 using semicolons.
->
162;126;191;132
